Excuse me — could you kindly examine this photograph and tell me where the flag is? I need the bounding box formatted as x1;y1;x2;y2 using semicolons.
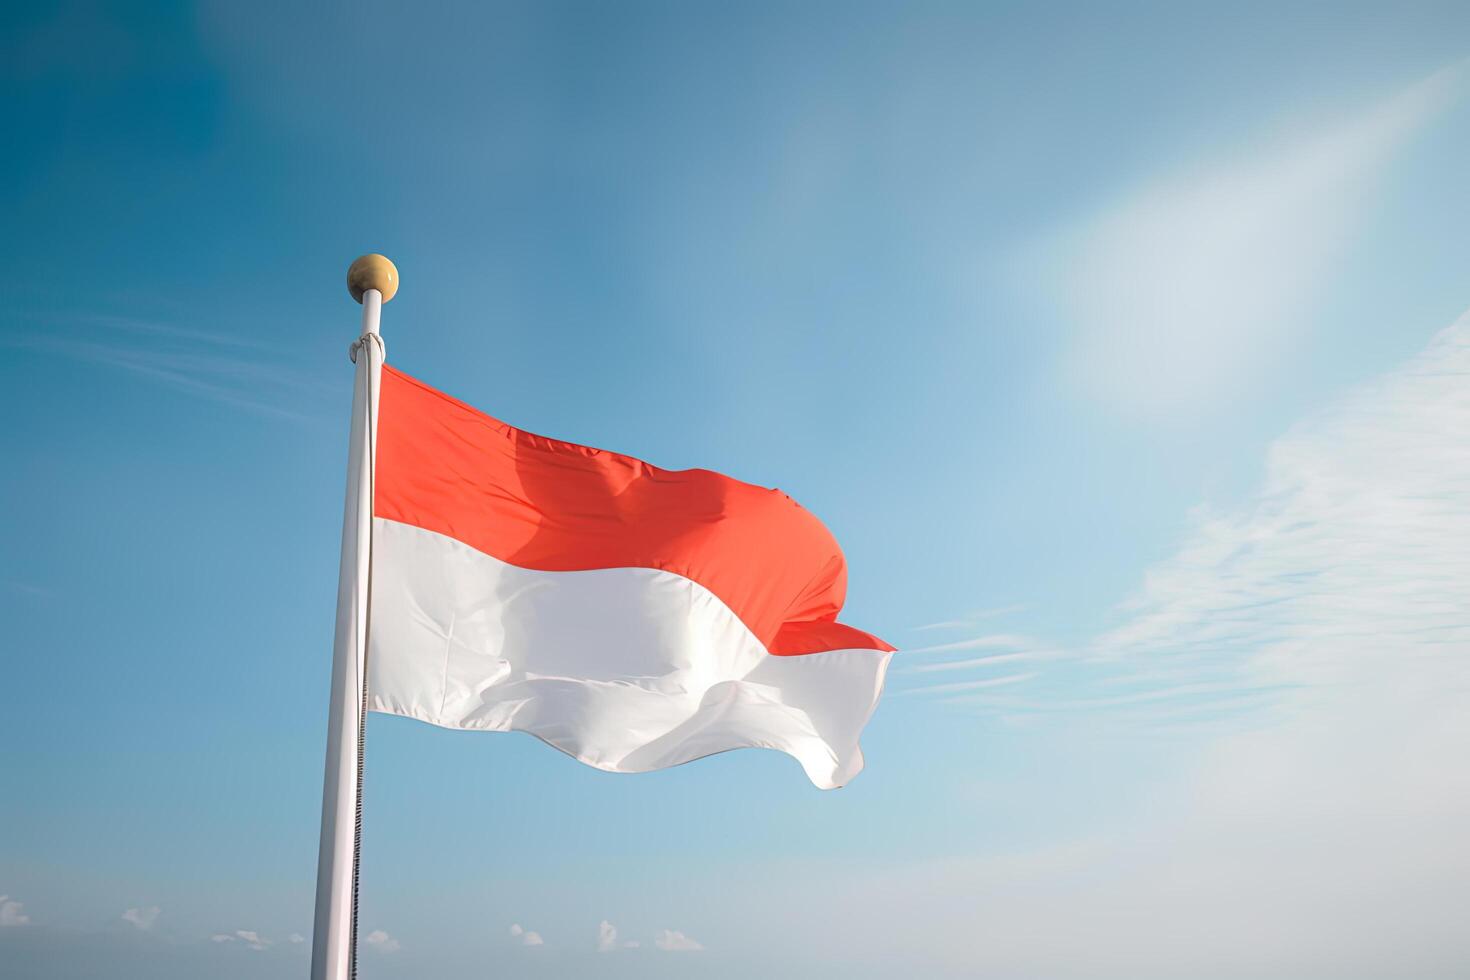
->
366;366;893;788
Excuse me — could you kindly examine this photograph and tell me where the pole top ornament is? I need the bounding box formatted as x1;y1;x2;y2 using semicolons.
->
347;254;399;304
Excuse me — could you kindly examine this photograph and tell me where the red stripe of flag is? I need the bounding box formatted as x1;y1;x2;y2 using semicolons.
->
375;365;891;656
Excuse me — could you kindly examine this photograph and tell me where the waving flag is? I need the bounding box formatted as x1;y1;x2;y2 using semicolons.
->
365;366;893;788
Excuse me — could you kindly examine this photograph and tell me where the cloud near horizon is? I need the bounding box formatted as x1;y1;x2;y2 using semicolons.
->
0;896;30;928
121;907;159;931
654;928;704;952
509;922;544;946
209;929;271;950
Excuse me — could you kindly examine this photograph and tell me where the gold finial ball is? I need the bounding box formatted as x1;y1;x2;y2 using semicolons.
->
347;254;399;304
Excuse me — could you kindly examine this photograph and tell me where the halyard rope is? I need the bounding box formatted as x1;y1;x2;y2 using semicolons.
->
347;331;383;980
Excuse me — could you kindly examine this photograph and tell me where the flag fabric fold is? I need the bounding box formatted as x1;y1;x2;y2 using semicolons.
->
366;365;893;788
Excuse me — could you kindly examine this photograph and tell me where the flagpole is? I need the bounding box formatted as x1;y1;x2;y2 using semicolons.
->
312;254;398;980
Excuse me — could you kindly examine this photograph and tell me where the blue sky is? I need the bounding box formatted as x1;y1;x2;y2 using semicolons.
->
3;2;1469;977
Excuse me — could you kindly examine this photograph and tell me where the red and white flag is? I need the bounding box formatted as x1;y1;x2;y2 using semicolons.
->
365;366;893;788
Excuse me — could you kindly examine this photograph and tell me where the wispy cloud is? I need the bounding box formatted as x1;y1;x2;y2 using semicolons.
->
915;64;1470;727
1042;64;1463;417
1081;309;1470;729
923;308;1470;731
757;310;1470;969
654;928;704;952
121;906;159;931
893;672;1038;698
2;312;335;421
903;634;1036;656
0;895;30;927
1;580;55;599
906;652;1037;673
363;929;400;953
912;605;1029;631
209;929;271;950
893;632;1054;698
945;681;1282;715
717;321;1470;976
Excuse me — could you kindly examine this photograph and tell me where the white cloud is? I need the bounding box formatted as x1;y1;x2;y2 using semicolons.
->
654;929;704;952
0;896;31;927
509;923;543;946
1043;64;1462;418
121;906;159;931
364;929;400;953
209;929;271;950
1090;310;1470;723
596;919;618;953
760;310;1470;978
288;932;305;944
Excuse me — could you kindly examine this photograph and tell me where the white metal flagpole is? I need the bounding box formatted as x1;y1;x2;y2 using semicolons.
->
311;254;399;980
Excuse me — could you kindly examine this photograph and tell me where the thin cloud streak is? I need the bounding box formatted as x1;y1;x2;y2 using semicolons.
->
942;682;1284;713
2;312;335;422
894;672;1038;697
912;605;1029;631
902;634;1036;656
904;652;1037;673
49;312;281;353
